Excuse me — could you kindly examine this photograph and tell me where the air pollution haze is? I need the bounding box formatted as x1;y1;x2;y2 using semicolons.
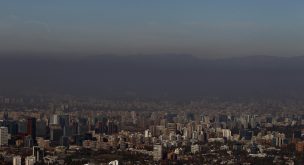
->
2;1;304;165
1;54;304;99
0;1;304;99
0;1;304;58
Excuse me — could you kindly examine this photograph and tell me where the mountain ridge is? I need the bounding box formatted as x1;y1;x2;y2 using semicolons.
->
0;54;304;99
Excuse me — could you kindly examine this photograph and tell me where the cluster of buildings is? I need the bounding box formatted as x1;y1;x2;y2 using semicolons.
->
0;96;304;164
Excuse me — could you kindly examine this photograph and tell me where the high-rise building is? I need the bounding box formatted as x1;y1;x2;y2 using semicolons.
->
13;156;21;165
191;144;201;154
59;114;69;127
0;126;8;146
96;122;107;134
18;119;27;134
167;123;177;133
36;120;47;137
25;135;34;148
2;111;9;127
201;115;210;124
50;125;63;142
33;146;45;163
27;118;36;143
144;129;152;138
149;125;157;137
50;114;59;125
109;160;119;165
71;122;79;135
222;129;232;139
153;144;163;161
60;136;69;147
107;121;118;135
131;111;137;124
274;133;286;147
25;156;36;165
7;121;18;136
296;141;304;152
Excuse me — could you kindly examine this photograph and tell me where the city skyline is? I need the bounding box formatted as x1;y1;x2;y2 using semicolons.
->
1;2;304;164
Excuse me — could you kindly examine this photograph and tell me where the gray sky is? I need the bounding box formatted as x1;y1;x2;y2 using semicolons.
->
1;1;304;58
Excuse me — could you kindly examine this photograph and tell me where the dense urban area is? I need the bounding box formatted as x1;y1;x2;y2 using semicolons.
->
1;96;304;165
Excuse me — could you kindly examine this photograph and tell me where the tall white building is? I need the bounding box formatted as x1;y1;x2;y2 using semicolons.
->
144;129;151;138
109;160;119;165
275;133;285;147
50;114;59;125
153;144;163;161
191;144;201;154
0;127;8;146
222;129;232;139
13;156;22;165
25;156;36;165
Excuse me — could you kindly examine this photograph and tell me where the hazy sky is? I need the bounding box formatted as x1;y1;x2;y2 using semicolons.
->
1;1;304;58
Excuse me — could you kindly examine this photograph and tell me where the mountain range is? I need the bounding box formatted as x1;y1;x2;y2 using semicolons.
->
1;55;304;99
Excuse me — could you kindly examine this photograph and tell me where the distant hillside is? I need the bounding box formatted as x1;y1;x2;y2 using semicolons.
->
0;55;304;99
